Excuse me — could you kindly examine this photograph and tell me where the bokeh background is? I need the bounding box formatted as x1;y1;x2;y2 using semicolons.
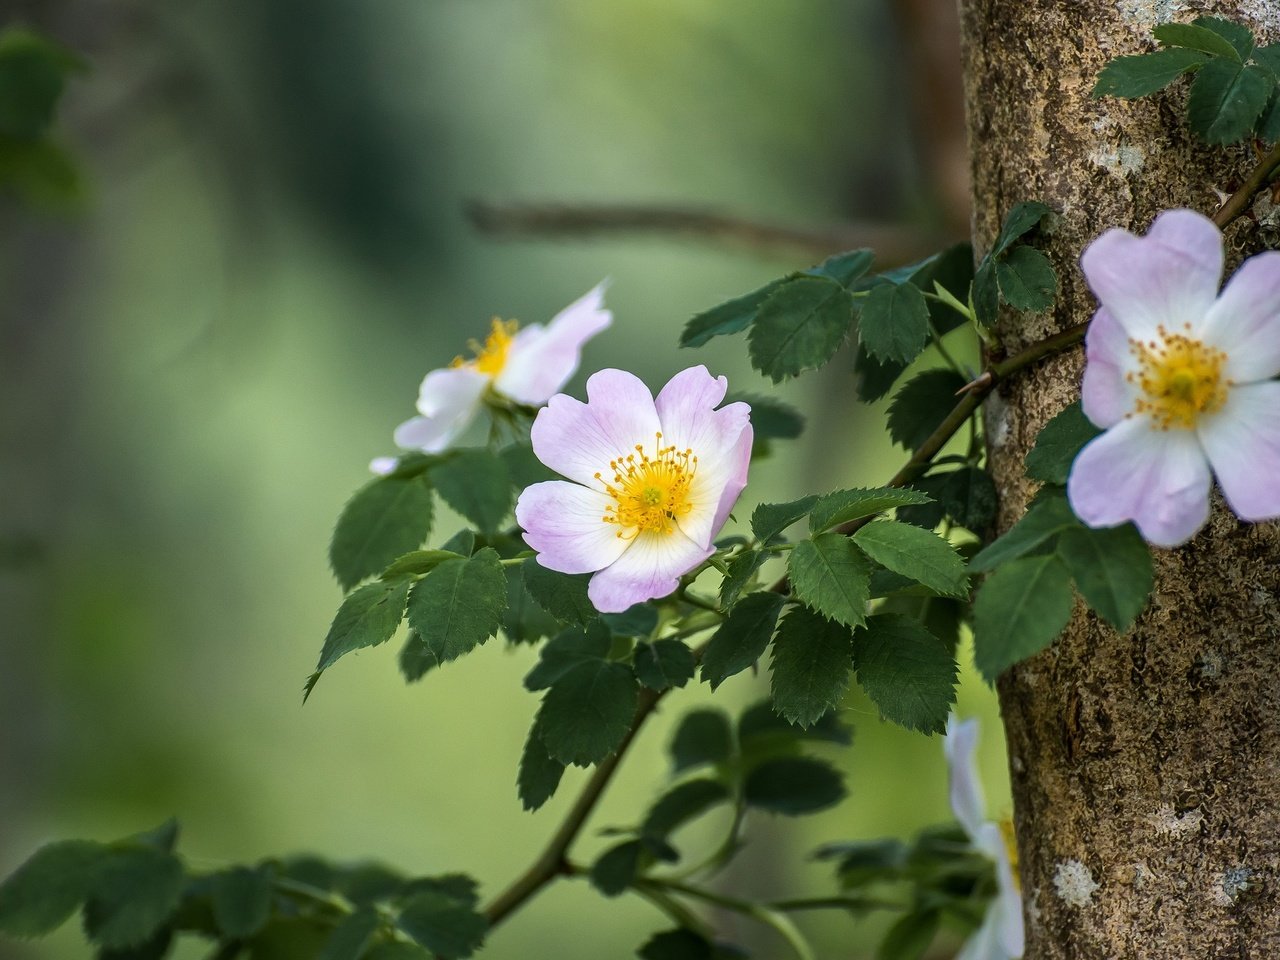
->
1;2;1010;958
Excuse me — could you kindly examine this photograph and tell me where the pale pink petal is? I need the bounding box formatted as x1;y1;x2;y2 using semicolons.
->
530;369;662;488
944;717;988;843
495;282;612;404
587;529;712;613
1081;308;1139;428
1080;209;1222;342
1067;417;1211;548
516;481;629;574
1198;380;1280;522
955;905;1005;960
707;423;753;541
993;842;1026;958
1201;252;1280;383
369;456;399;476
394;367;489;453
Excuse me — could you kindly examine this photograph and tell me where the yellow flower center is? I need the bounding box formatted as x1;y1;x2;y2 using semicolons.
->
596;432;697;538
452;318;518;377
1127;325;1230;430
999;817;1020;892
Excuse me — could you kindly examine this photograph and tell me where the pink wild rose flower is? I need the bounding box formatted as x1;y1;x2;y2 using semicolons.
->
516;366;753;613
1067;209;1280;547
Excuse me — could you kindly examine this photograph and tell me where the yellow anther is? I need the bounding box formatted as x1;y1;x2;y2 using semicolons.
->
451;318;519;377
1129;326;1230;430
600;432;698;538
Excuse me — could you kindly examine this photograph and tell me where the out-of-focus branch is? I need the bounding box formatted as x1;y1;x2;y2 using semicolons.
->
465;200;949;265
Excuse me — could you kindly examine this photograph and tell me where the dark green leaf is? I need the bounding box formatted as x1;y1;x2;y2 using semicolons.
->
807;249;875;288
744;758;845;815
972;554;1074;680
748;276;854;383
1255;43;1280;76
853;615;957;734
517;719;565;811
603;604;659;638
399;631;438;682
319;907;380;960
362;942;431;960
590;841;642;897
1025;402;1101;484
639;929;715;960
403;875;479;908
877;910;939;960
1056;526;1153;631
990;201;1053;259
751;496;819;543
0;839;105;938
522;562;598;625
1154;21;1243;60
725;393;804;440
969;493;1078;573
97;925;172;960
330;475;434;591
405;548;507;667
853;345;908;403
914;243;976;335
814;838;907;888
0;29;84;141
669;708;734;772
315;580;411;674
1257;87;1280;141
902;467;996;532
1092;48;1209;98
700;591;786;688
642;779;731;838
212;866;273;939
430;450;513;536
503;561;559;645
789;534;872;630
719;549;765;608
859;282;931;364
127;820;178;855
681;279;784;349
338;864;405;905
498;443;554;489
634;639;696;691
1187;58;1273;144
971;260;999;326
396;891;487;959
524;623;611;691
248;918;332;960
536;660;639;766
808;487;932;534
84;847;185;950
439;530;476;557
852;521;968;597
738;701;852;747
996;245;1056;312
886;369;969;451
770;606;854;728
1192;15;1254;59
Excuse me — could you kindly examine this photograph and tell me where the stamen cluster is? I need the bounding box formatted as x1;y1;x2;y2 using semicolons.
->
596;432;697;537
453;318;519;377
1127;324;1228;430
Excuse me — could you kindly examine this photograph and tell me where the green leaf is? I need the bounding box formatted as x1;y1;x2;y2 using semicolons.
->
859;282;930;364
807;249;875;288
669;708;734;773
748;276;854;383
524;623;611;691
1188;58;1273;145
769;605;854;728
379;549;462;582
853;345;909;403
642;779;731;838
1092;48;1210;98
700;591;786;688
84;847;185;950
1257;87;1280;141
498;443;554;489
522;562;598;625
1192;15;1255;59
517;719;565;811
0;839;105;938
752;496;819;543
969;493;1078;573
725;393;804;440
815;838;907;888
719;549;765;608
681;279;784;348
602;604;659;638
1056;526;1153;631
634;639;696;691
503;560;559;645
589;841;642;897
430;450;513;536
789;534;872;630
536;660;639;766
808;487;932;534
639;929;717;960
315;579;411;674
439;529;476;557
996;245;1056;312
319;907;380;960
990;200;1053;259
0;29;84;141
405;548;507;668
972;554;1074;680
330;475;434;591
362;942;432;960
886;369;969;451
1154;21;1243;61
397;890;487;959
1025;402;1101;484
212;866;273;939
399;631;438;682
852;521;968;597
877;909;939;960
738;700;852;747
744;758;846;815
853;615;957;734
899;468;997;532
971;260;999;326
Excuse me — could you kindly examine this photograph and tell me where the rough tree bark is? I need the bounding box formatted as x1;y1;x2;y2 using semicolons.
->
958;1;1280;957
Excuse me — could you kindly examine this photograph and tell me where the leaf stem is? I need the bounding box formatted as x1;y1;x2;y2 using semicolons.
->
1211;140;1280;229
635;878;817;960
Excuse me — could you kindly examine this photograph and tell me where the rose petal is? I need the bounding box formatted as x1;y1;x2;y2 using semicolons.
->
1198;380;1280;522
1067;416;1211;548
586;529;712;613
708;423;753;539
1080;209;1222;342
1201;251;1280;383
516;480;628;574
993;841;1026;958
495;282;612;404
394;367;489;453
944;716;988;843
955;904;1005;960
1081;307;1139;429
369;456;399;476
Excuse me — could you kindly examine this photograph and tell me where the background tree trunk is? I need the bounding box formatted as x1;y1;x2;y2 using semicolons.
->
958;1;1280;957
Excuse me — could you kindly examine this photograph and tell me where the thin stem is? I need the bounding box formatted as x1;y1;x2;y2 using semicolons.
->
677;588;722;614
1212;140;1280;229
769;895;904;913
636;878;816;960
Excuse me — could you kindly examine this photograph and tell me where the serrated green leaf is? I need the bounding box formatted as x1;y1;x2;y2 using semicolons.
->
700;591;786;688
602;604;659;638
642;779;731;838
439;529;476;556
859;282;931;364
399;631;438;682
815;838;908;888
84;847;185;950
315;579;411;674
524;623;611;691
725;393;804;440
1154;21;1243;61
877;909;939;960
536;660;639;766
744;757;845;815
590;841;642;897
807;249;875;288
971;260;999;326
719;549;766;609
752;496;819;543
1025;402;1101;484
1056;525;1152;631
1092;48;1210;98
396;890;487;959
319;907;380;960
969;494;1078;573
669;708;734;772
498;443;554;489
991;201;1053;258
893;242;975;335
212;866;273;939
338;864;405;905
1192;15;1254;59
639;929;717;960
738;700;852;747
517;718;565;811
681;279;785;348
769;606;854;728
430;450;512;536
405;548;507;667
503;561;559;645
808;487;932;534
0;839;106;938
748;276;854;383
789;534;872;630
852;521;968;597
1257;88;1280;141
521;562;598;625
1255;43;1280;76
853;345;909;403
330;475;435;590
972;554;1074;680
1188;58;1273;145
634;639;696;691
886;369;969;451
853;615;957;734
996;245;1056;312
900;468;996;532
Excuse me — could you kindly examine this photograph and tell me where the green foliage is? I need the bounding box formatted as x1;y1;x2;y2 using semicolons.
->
396;888;488;958
590;841;643;897
886;369;968;450
639;928;736;960
0;840;105;938
84;846;185;950
853;346;909;403
1188;58;1272;145
642;779;731;838
748;276;854;382
971;201;1056;325
211;867;273;939
808;487;931;534
853;615;957;734
769;606;854;728
522;562;597;625
972;553;1074;680
718;549;766;608
330;475;435;590
319;909;380;960
603;603;660;638
680;279;784;348
1024;402;1101;484
751;496;819;542
852;521;968;597
1094;48;1209;97
789;533;872;630
877;910;939;960
900;467;997;532
405;548;508;668
995;245;1056;312
701;591;785;688
744;757;845;815
737;699;852;747
809;249;876;288
312;579;411;685
517;720;565;812
430;450;513;536
1056;526;1153;631
669;708;734;773
1155;20;1243;60
535;657;639;766
969;493;1077;573
725;393;805;442
859;282;931;364
524;623;611;691
634;639;697;691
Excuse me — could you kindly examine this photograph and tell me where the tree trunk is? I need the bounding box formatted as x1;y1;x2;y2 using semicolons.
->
958;1;1280;957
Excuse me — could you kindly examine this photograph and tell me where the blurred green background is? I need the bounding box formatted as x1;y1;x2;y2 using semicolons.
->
0;1;1009;957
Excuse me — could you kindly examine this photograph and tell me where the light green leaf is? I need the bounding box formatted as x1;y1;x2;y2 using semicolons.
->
808;487;932;534
1056;526;1153;631
315;579;411;674
748;276;854;383
853;615;957;734
0;839;105;938
859;282;930;364
744;758;845;815
1092;48;1209;98
752;496;819;543
972;554;1074;680
536;660;639;766
330;475;434;590
852;521;968;597
1188;58;1273;144
379;549;463;582
430;450;512;535
669;708;734;773
996;245;1056;312
789;534;872;630
405;548;507;667
769;605;854;728
700;591;785;689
